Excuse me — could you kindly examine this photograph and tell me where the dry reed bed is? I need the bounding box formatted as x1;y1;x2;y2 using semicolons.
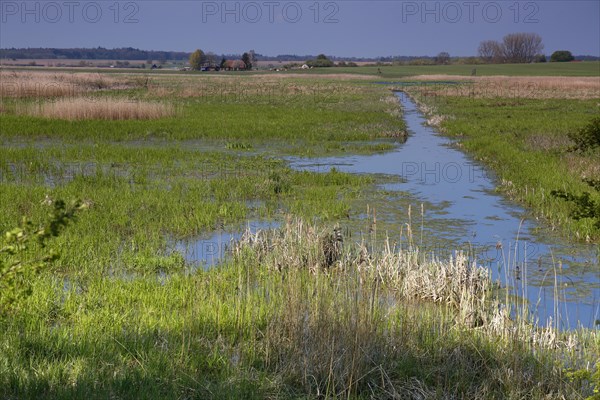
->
237;220;490;299
230;220;598;396
261;72;380;80
235;220;589;340
408;75;600;100
0;70;134;98
146;75;363;99
18;97;175;120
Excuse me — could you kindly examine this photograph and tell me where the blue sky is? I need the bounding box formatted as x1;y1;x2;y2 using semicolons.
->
1;1;599;57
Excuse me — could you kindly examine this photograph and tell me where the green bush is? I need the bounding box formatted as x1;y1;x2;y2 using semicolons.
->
307;54;334;68
568;116;600;152
550;50;575;62
551;190;600;228
0;199;85;315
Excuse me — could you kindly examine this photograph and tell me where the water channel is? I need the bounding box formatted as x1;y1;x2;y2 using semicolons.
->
176;91;599;330
290;91;599;330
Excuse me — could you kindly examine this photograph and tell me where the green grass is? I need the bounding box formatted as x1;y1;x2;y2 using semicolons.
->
0;145;376;275
1;71;600;399
1;223;598;399
277;61;600;78
0;75;402;281
0;100;403;145
6;61;599;79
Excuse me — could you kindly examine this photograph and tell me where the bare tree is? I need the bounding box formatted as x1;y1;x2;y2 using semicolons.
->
478;40;503;63
502;33;543;63
435;52;450;65
205;52;218;68
248;50;256;70
479;33;543;64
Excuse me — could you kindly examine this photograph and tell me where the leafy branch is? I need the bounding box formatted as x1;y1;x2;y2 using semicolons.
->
0;199;86;315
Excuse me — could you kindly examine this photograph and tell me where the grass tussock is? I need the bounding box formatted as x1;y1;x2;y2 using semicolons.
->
20;97;176;120
240;220;490;320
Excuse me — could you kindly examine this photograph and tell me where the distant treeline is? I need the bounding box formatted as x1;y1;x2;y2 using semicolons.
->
0;47;598;62
0;47;190;61
573;55;600;61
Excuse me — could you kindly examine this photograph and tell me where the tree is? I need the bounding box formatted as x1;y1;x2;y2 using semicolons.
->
189;49;205;70
435;52;450;65
478;33;544;64
501;33;543;63
242;52;252;70
550;50;575;62
478;40;503;63
307;54;334;68
205;52;218;67
220;57;227;69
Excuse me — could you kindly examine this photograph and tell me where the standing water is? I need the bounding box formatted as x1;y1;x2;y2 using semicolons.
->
292;92;599;330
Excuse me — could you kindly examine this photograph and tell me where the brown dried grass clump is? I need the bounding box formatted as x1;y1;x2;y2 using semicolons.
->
0;71;131;98
227;220;595;397
236;219;491;317
20;97;175;120
564;152;600;181
525;134;574;152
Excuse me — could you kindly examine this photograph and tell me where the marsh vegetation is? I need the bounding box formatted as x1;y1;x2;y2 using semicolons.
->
1;66;599;399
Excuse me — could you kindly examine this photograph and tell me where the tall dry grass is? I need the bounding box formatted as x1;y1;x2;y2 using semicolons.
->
229;219;598;397
19;97;175;120
145;74;361;100
236;218;590;337
408;75;600;100
0;71;132;98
